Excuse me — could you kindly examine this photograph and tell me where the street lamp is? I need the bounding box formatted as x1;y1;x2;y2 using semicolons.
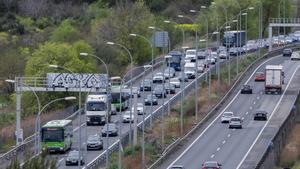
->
5;79;41;155
79;52;109;169
164;20;185;50
129;33;155;129
141;64;152;169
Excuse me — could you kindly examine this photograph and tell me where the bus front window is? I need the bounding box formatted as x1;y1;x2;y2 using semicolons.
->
42;128;64;142
87;102;106;111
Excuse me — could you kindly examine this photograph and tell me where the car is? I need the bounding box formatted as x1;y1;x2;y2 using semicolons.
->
131;103;144;115
140;79;152;91
144;94;158;106
178;72;188;82
217;46;227;53
65;150;85;166
229;116;243;129
197;63;205;73
291;52;300;60
129;87;141;98
254;72;265;81
219;51;228;59
153;72;165;83
185;49;197;62
153;84;167;98
282;48;293;57
163;67;176;79
210;52;218;60
254;110;268;121
101;123;118;137
122;110;134;123
206;57;216;65
171;165;185;169
202;161;222;169
197;51;207;59
111;104;117;115
164;83;176;94
229;47;239;56
170;77;180;88
241;85;252;94
221;111;234;123
87;134;103;150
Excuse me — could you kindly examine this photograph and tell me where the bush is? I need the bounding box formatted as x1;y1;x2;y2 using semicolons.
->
34;17;51;29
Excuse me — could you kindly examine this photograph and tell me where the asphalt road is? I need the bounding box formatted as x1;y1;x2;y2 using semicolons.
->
54;54;238;168
158;55;300;169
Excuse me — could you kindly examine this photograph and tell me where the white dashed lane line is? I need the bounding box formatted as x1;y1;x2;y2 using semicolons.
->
227;134;231;137
222;140;226;144
211;154;215;158
245;112;249;115
217;147;221;152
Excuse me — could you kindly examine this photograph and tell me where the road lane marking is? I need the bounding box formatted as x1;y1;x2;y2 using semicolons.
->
211;154;215;158
250;106;253;110
217;147;220;152
257;96;260;99
233;128;236;131
227;134;231;137
236;64;300;169
166;55;281;169
246;112;249;115
253;101;256;105
222;140;226;144
241;117;245;120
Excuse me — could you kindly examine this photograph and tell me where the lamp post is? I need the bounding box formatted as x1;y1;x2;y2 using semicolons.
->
5;80;41;155
164;20;185;49
129;33;155;129
79;52;109;168
142;65;152;169
106;42;134;148
242;6;254;56
48;64;82;169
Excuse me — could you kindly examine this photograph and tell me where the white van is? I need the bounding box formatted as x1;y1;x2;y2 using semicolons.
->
184;62;196;79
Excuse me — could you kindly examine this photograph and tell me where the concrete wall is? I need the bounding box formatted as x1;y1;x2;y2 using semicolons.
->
256;93;300;169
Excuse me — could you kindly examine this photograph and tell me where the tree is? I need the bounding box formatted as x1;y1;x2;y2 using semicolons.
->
50;19;80;43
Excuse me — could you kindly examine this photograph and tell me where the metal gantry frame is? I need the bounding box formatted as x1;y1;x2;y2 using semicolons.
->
268;18;300;51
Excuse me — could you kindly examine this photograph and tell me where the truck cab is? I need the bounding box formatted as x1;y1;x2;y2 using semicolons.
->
86;94;111;125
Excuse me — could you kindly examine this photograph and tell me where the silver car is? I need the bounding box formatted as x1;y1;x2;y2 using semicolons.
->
229;116;243;129
122;111;134;123
170;78;181;88
131;103;144;115
221;111;234;123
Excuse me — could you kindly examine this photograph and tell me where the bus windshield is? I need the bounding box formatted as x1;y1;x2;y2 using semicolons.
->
111;93;127;103
42;128;64;142
87;102;106;111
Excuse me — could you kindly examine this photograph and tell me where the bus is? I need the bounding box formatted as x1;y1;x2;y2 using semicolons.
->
41;120;73;153
110;76;130;111
166;51;182;71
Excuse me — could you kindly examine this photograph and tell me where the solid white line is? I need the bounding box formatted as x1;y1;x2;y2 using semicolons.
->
236;64;300;169
166;55;281;169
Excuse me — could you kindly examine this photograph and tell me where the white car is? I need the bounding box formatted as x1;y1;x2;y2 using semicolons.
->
185;49;196;62
206;57;216;64
229;116;243;129
122;111;134;123
132;103;144;115
291;52;300;60
170;78;180;88
197;63;205;73
221;112;234;123
153;72;165;83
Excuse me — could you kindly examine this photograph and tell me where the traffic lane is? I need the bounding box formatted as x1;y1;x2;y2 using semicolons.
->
197;59;300;169
173;91;260;169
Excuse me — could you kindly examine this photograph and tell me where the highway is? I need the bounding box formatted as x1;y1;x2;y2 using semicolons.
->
54;53;246;168
156;54;300;169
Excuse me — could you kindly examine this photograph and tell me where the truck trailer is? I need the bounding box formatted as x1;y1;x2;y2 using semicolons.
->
265;65;284;94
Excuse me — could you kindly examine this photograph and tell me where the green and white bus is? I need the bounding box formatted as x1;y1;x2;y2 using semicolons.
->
110;76;130;111
41;120;73;153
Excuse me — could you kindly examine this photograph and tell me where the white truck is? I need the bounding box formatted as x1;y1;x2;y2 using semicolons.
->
184;62;196;79
185;49;196;63
85;94;111;125
265;65;284;94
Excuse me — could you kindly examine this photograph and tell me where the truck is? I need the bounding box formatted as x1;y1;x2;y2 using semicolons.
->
184;62;196;79
223;30;246;47
85;94;111;125
265;65;284;94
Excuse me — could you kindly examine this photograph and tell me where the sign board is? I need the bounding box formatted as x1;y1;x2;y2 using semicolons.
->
151;31;169;48
47;73;108;89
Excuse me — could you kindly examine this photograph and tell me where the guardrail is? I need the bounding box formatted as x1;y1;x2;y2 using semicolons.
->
0;107;82;166
269;18;300;24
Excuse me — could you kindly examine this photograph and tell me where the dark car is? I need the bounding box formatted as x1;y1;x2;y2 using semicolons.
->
144;94;158;106
171;165;185;169
65;150;84;166
164;83;176;94
101;123;118;137
229;47;239;56
178;72;188;82
153;85;167;98
87;134;103;150
282;48;293;57
254;110;268;121
202;161;222;169
140;79;152;91
241;85;252;94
